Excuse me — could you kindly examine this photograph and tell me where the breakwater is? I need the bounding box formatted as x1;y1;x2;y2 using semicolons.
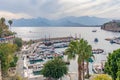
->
31;36;79;43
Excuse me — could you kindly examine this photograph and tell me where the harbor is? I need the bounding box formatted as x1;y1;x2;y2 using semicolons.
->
0;1;120;79
20;37;78;79
19;36;107;80
13;27;120;80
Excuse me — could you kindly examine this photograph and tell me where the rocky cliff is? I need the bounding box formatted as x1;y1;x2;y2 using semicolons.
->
101;20;120;32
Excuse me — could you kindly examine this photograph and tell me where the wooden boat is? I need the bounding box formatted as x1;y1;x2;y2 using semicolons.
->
44;42;52;46
105;38;111;41
92;49;104;54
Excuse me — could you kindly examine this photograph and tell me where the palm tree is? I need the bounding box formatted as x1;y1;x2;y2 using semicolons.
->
79;40;93;80
65;39;91;80
1;17;5;24
84;45;93;78
8;20;13;30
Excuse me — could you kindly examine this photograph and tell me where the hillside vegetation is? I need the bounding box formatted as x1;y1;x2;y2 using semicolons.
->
0;17;13;38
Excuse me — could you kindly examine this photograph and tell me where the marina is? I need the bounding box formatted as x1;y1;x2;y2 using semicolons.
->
11;27;120;80
22;40;70;79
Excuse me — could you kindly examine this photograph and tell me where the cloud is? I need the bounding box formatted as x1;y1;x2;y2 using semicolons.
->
0;11;32;19
0;0;119;19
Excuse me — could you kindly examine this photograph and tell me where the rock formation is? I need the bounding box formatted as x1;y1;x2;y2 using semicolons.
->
101;20;120;32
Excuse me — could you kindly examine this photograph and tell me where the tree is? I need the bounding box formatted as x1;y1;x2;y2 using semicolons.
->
42;58;68;80
8;20;13;26
0;17;13;37
116;71;120;80
8;20;13;30
1;17;5;24
65;39;92;80
14;37;23;50
10;56;18;67
90;74;112;80
104;49;120;80
84;45;93;78
116;59;120;80
0;43;17;76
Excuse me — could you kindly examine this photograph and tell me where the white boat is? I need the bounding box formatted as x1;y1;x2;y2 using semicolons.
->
33;64;43;72
92;63;104;74
29;56;43;61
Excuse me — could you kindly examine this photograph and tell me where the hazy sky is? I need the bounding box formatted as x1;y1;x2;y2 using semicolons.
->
0;0;120;19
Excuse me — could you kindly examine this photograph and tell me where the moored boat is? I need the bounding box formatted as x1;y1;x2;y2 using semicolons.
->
92;30;97;32
92;49;104;54
94;38;98;42
92;63;104;74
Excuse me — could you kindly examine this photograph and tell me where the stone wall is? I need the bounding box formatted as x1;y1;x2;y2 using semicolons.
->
0;61;2;80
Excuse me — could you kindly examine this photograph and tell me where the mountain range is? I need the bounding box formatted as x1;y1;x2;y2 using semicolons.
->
13;16;111;27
